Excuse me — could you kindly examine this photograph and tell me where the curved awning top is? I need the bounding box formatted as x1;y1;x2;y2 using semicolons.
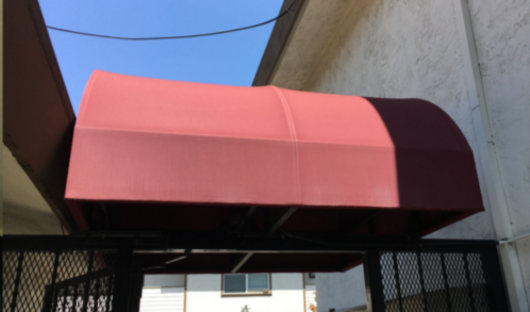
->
66;70;482;212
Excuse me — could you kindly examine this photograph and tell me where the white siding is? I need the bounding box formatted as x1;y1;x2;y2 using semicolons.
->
140;287;184;312
186;273;304;312
144;275;186;288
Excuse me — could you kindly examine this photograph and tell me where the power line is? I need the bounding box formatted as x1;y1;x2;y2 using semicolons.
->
46;0;300;41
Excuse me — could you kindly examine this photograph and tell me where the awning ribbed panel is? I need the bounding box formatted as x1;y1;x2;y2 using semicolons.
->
66;70;483;212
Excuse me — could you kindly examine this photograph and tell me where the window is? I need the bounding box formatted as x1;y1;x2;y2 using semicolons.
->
222;273;270;295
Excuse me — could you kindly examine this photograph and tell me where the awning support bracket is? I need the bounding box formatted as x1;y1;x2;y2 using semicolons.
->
231;207;298;272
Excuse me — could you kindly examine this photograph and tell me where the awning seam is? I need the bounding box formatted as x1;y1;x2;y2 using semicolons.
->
271;86;301;203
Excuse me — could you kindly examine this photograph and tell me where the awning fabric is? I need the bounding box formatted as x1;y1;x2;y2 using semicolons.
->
65;70;483;272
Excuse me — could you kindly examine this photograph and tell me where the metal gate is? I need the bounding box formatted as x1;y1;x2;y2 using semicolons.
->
2;247;143;312
364;247;510;312
2;234;510;312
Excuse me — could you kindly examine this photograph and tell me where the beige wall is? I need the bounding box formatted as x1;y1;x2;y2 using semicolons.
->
3;145;63;234
1;0;3;236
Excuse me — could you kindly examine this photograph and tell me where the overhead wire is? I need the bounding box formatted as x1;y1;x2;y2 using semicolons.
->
46;0;300;41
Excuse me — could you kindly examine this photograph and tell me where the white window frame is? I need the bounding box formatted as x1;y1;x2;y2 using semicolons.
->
222;273;271;296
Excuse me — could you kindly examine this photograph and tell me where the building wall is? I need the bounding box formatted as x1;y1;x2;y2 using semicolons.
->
186;273;305;312
2;145;63;235
141;275;186;312
315;266;366;312
144;274;186;288
304;0;496;240
465;0;530;302
304;273;317;312
305;0;496;239
297;0;530;311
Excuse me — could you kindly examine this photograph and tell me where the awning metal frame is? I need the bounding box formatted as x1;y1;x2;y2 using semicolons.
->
232;207;298;272
3;232;498;252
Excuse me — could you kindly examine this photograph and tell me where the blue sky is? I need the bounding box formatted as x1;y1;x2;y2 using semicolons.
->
39;0;284;114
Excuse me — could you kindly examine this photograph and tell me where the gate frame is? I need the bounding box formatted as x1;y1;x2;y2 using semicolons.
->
364;246;510;312
2;233;511;312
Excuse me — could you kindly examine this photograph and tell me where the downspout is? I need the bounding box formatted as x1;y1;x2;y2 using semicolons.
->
452;0;529;311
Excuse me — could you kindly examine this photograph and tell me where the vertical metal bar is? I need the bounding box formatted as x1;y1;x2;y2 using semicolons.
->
391;252;404;312
10;252;24;312
440;253;453;312
62;287;69;312
41;286;52;312
49;252;62;312
104;275;112;312
127;261;144;312
480;247;510;311
113;249;134;312
363;251;385;312
82;251;95;312
462;253;477;312
415;252;428;312
93;275;101;312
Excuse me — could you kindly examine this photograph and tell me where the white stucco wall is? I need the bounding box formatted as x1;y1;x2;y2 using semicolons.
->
304;0;496;241
285;0;530;311
466;0;530;302
186;274;305;312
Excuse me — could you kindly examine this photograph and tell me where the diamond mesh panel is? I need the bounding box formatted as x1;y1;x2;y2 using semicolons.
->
2;251;116;312
380;251;491;312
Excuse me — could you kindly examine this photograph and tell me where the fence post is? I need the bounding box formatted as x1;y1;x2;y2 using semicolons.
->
113;248;134;312
364;251;385;312
481;246;511;312
128;261;145;312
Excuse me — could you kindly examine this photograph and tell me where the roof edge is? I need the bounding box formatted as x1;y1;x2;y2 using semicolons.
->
4;0;78;231
27;0;76;120
252;0;307;86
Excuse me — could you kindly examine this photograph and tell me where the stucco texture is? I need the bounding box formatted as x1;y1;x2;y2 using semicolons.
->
292;0;523;310
271;0;354;90
467;0;530;303
303;0;496;244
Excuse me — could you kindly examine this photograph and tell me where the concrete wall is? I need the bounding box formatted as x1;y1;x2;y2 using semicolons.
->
294;0;530;311
186;274;305;312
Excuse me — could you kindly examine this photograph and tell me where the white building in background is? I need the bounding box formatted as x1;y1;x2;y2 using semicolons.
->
140;273;317;312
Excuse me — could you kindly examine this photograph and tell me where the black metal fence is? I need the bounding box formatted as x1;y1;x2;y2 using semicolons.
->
364;247;510;312
2;248;142;312
2;234;510;312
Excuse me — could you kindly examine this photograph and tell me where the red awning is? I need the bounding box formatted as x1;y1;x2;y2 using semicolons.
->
65;70;483;272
